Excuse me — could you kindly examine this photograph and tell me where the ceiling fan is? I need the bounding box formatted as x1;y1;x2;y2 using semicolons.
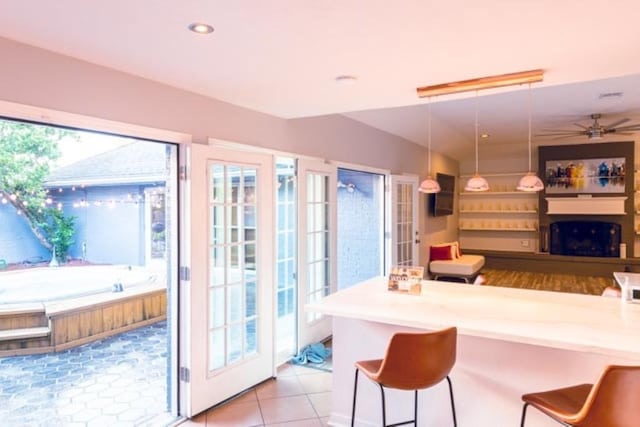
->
537;113;640;140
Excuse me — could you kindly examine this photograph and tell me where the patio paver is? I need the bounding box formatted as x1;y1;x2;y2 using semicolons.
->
0;321;171;426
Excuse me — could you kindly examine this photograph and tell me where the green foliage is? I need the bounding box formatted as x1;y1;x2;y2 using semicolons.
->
0;120;62;196
0;119;78;260
40;209;76;262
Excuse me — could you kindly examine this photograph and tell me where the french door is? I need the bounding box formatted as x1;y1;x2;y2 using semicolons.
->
297;159;337;349
186;144;274;416
389;175;420;267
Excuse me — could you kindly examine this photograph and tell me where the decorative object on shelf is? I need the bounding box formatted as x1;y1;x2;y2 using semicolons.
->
419;98;441;193
517;83;545;192
465;91;490;192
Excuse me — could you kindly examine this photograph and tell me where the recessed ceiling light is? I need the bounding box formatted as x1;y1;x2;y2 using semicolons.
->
188;22;214;34
481;133;490;139
335;75;358;85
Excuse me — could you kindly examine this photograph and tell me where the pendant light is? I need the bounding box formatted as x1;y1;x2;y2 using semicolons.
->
464;91;490;192
517;84;545;192
419;98;441;193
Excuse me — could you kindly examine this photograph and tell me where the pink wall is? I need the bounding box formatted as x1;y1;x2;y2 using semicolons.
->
0;36;459;263
0;37;429;171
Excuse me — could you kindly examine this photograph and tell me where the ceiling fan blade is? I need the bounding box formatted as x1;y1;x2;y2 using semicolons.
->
603;118;631;129
551;134;583;140
572;123;589;130
536;131;584;136
539;126;579;131
611;124;640;131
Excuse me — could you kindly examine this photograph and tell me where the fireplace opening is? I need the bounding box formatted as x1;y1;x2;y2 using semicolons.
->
550;221;621;257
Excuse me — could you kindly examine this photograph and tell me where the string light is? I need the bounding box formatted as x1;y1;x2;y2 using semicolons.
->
1;185;163;216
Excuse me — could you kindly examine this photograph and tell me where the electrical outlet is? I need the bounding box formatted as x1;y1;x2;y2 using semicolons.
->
521;240;530;248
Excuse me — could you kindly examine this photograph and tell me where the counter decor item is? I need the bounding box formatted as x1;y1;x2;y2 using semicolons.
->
388;266;424;294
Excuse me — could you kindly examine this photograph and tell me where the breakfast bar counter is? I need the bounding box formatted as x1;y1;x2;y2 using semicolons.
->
307;277;640;426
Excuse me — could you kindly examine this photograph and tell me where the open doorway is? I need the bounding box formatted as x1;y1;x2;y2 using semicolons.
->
0;118;178;425
336;168;385;290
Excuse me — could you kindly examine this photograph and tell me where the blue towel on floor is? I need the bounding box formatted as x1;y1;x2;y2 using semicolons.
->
292;342;332;365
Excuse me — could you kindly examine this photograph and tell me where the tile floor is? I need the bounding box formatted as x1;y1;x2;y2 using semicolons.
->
181;363;333;427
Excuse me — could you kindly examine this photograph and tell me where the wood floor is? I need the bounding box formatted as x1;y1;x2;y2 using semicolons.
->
479;268;616;296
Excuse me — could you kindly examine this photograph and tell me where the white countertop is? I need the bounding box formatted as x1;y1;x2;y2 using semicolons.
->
307;277;640;358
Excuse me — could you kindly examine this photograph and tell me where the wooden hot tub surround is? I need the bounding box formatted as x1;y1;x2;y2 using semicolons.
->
0;283;166;357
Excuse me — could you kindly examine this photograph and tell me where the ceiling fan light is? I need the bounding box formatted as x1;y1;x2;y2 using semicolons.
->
418;176;441;193
517;172;544;192
464;174;490;192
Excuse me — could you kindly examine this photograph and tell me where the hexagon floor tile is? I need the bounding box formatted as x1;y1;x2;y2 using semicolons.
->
0;321;174;426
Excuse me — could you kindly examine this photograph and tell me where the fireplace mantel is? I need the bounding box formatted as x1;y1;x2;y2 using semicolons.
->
546;196;627;215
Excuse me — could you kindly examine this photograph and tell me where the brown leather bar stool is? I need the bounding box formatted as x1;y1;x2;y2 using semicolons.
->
350;327;457;427
520;365;640;427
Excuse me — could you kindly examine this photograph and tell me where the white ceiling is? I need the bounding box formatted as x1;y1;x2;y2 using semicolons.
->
1;0;640;161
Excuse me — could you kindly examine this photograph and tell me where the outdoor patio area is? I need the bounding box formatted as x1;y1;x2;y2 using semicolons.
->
0;321;173;426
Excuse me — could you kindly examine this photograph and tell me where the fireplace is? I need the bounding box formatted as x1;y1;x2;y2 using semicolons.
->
549;221;621;257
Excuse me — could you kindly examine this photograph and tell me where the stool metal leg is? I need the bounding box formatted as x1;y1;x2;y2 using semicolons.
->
414;389;418;426
351;369;359;427
520;402;529;427
379;383;387;426
446;376;457;427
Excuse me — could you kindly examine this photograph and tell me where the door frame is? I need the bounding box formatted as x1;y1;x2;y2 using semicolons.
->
296;158;337;350
388;174;420;270
182;142;275;416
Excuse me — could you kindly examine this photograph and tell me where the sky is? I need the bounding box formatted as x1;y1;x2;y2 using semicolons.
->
55;131;131;168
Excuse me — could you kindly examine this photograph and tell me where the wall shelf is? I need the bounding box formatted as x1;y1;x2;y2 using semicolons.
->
459;172;532;178
546;197;627;215
458;174;541;253
459;227;537;232
460;191;538;196
460;210;537;214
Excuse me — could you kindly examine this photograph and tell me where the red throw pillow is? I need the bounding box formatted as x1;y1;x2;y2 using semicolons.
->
430;245;453;261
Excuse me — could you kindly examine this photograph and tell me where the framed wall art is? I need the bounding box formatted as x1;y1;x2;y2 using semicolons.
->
544;157;625;194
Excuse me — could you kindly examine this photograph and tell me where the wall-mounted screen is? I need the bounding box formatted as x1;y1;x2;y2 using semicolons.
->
431;173;455;216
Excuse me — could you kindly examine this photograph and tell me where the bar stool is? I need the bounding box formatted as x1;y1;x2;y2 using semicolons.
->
520;365;640;427
350;327;457;427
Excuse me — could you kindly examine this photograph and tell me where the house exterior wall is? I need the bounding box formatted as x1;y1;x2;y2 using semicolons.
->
336;169;383;289
0;185;150;266
0;203;50;264
57;186;147;266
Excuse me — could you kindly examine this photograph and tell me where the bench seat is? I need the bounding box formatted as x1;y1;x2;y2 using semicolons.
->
430;254;485;283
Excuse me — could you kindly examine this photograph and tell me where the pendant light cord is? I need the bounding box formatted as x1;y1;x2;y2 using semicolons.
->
474;90;479;175
428;97;432;176
527;83;532;173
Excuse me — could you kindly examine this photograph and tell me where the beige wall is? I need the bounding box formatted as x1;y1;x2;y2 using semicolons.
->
0;37;458;267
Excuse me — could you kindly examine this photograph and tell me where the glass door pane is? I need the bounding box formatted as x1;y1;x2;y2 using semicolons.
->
297;159;336;349
389;175;419;268
208;164;259;372
306;173;330;323
188;144;273;416
275;157;297;362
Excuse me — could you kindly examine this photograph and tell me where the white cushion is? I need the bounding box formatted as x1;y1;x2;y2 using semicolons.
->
429;254;485;276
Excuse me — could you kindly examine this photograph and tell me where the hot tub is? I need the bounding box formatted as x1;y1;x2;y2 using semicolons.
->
0;265;161;304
